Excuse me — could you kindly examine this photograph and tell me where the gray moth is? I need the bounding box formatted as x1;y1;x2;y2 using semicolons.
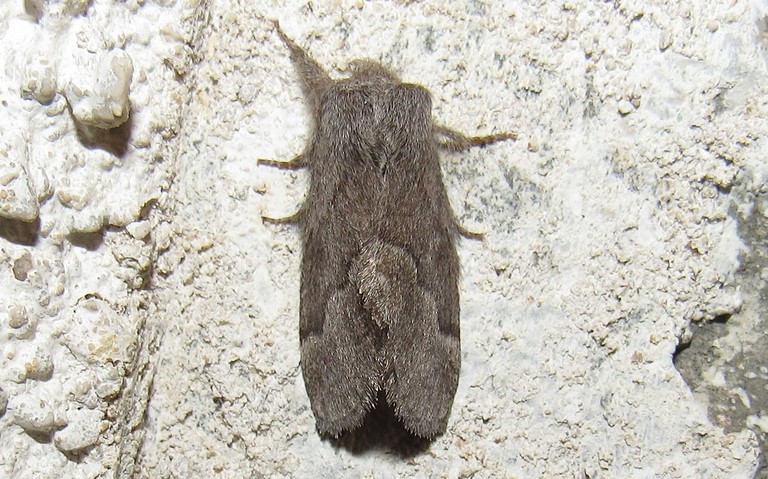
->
260;21;515;438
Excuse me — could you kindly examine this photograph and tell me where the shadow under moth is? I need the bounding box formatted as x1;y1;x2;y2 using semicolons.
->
260;21;516;438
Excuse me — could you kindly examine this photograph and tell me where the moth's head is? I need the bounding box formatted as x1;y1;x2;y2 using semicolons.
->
344;59;401;85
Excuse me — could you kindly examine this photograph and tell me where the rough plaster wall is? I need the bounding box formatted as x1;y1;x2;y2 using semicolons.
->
0;0;766;477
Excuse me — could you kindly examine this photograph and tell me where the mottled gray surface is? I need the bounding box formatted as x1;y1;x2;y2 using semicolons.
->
676;181;768;478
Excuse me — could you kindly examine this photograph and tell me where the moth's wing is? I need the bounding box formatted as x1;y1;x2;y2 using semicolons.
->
379;226;461;438
374;84;462;437
387;296;460;440
298;87;383;437
299;279;380;436
356;237;460;438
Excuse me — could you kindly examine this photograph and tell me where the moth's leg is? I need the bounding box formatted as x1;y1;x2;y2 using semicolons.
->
456;224;484;241
258;153;306;170
259;153;305;224
434;125;517;152
271;20;333;115
262;211;301;225
434;126;516;236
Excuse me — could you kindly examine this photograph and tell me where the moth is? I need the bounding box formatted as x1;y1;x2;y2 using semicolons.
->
260;21;516;438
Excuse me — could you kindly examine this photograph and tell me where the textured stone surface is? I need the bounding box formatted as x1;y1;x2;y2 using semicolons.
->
0;0;765;478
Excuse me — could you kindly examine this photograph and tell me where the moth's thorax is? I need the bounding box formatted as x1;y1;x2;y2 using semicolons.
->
345;59;400;83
